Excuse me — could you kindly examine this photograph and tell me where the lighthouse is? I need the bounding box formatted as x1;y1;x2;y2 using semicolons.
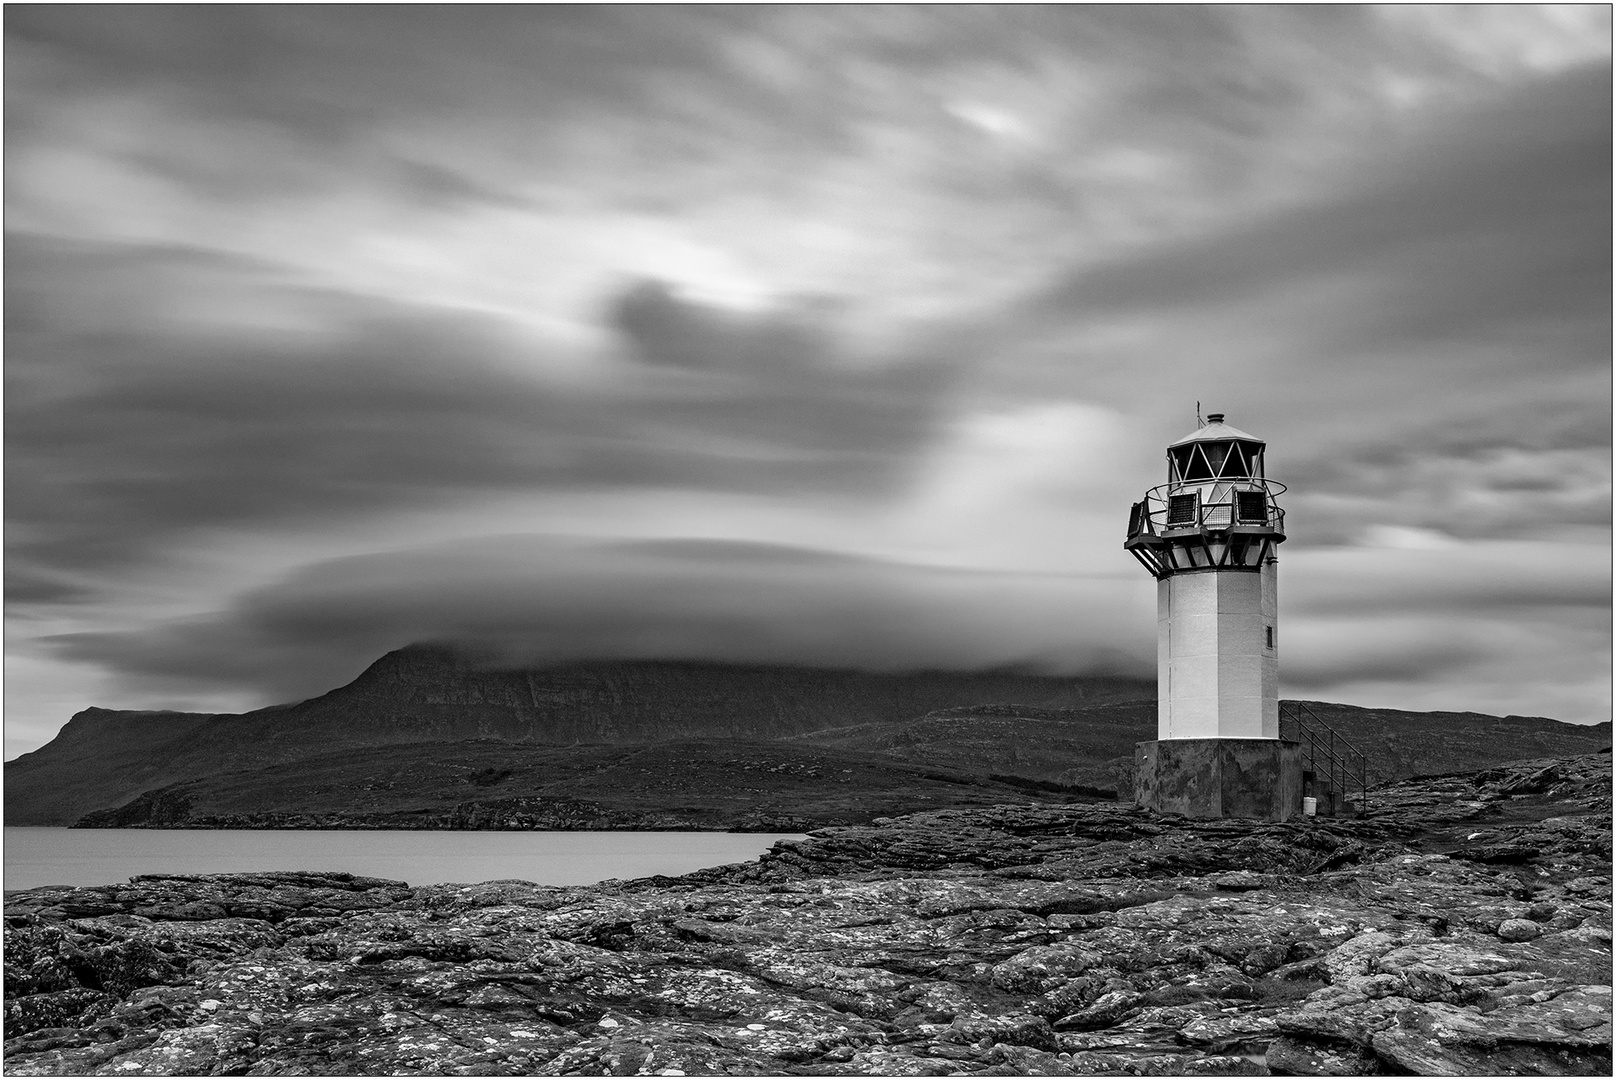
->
1124;413;1304;820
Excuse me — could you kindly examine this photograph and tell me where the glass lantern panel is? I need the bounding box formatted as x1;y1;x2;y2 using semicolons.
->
1182;445;1214;481
1218;444;1250;478
1169;447;1193;482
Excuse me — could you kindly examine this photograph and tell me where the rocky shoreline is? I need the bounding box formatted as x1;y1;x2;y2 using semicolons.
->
72;797;838;834
5;753;1610;1075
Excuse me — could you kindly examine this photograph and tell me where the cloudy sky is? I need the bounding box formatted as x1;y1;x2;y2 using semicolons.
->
6;5;1610;758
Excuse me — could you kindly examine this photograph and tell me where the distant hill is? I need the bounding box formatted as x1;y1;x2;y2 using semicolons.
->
66;739;1110;833
1282;701;1613;785
788;702;1159;791
4;645;1150;826
5;644;1608;828
790;701;1613;793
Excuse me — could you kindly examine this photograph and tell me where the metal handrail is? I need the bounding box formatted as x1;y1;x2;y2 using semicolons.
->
1128;479;1288;540
1280;701;1370;816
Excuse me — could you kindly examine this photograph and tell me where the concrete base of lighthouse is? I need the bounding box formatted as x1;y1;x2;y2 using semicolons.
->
1133;739;1304;821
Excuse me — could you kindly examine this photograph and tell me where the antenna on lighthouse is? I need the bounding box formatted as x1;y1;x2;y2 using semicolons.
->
1196;401;1204;427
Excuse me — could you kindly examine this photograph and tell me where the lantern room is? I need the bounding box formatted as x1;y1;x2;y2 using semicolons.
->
1125;413;1286;578
1170;416;1264;478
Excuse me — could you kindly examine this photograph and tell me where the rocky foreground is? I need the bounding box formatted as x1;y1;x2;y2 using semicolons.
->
5;754;1611;1076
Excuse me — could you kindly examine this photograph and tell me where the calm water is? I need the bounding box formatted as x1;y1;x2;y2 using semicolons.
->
2;828;804;892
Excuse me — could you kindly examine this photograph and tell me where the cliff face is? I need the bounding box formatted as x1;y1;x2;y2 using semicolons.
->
6;644;1609;828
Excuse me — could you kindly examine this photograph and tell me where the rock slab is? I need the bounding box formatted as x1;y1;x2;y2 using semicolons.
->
4;753;1611;1075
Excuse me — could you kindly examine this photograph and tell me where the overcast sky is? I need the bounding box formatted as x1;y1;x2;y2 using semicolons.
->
6;5;1611;759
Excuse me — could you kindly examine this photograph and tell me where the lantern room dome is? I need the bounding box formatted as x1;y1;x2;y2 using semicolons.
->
1168;413;1264;447
1164;414;1267;484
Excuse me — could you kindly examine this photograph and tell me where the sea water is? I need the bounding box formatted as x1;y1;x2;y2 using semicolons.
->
1;828;804;892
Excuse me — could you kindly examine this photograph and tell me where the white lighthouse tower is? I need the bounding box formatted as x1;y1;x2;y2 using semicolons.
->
1124;413;1303;820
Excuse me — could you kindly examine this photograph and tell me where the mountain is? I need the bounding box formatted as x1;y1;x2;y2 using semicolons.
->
5;644;1608;828
5;645;1150;826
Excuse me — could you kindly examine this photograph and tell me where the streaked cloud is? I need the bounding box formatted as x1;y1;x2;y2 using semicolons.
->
5;6;1609;756
44;536;1147;707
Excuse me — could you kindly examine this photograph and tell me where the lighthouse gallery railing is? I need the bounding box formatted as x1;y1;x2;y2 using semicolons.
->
1126;479;1288;539
1125;479;1287;578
